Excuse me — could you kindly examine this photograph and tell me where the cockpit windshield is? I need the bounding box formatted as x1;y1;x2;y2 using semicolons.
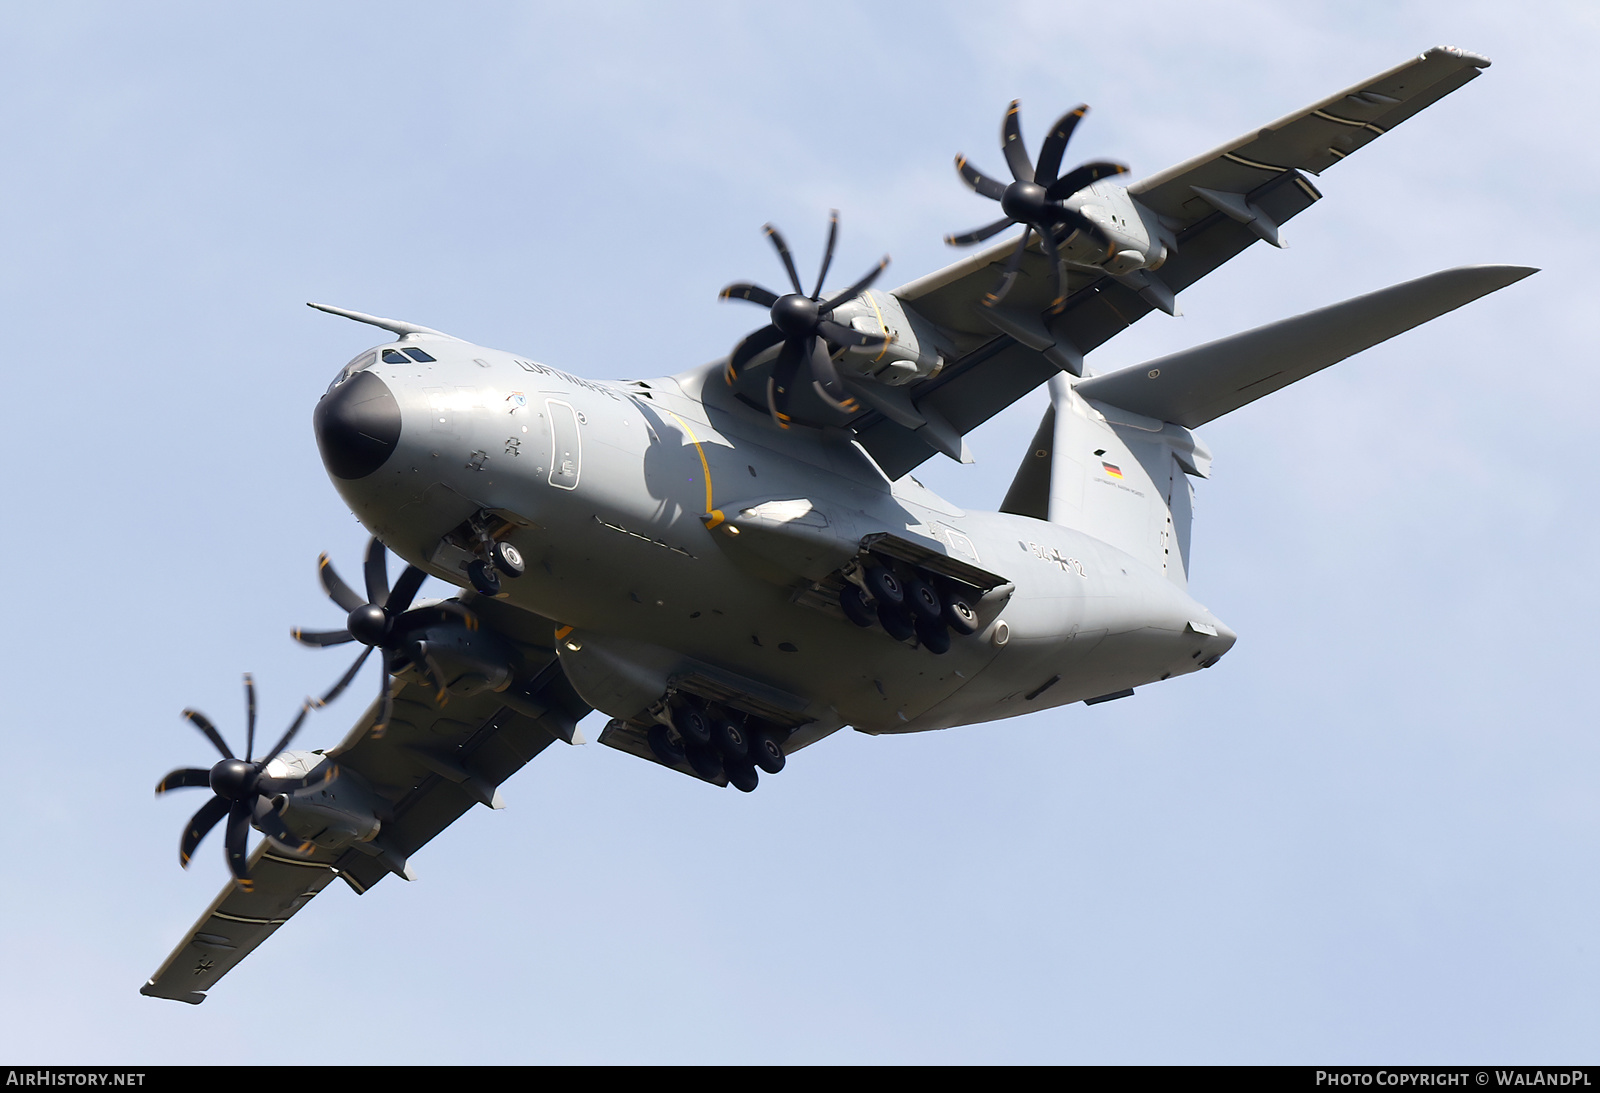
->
325;345;438;394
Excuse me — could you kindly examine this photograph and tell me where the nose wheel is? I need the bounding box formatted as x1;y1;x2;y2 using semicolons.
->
458;514;527;597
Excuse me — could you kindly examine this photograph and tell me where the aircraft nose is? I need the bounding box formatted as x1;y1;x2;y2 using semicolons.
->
313;370;402;480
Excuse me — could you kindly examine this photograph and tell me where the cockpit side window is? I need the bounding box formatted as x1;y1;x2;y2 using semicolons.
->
402;348;436;362
382;349;409;364
327;350;379;394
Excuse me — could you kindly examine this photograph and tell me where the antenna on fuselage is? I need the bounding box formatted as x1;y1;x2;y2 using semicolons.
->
306;301;458;340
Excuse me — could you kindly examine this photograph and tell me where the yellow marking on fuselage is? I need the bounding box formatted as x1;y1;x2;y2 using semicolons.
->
663;410;715;515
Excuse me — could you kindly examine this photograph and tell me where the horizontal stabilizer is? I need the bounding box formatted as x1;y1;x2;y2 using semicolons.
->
1073;265;1536;427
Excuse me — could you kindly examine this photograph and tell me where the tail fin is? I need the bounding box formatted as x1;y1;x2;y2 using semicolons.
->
1002;375;1206;588
1001;264;1537;586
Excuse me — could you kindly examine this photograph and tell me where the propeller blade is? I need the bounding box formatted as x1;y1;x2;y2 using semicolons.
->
318;553;366;613
242;674;257;763
363;537;390;608
955;155;1007;201
807;338;858;414
259;702;312;767
1000;100;1033;183
371;671;395;740
430;600;478;627
727;324;785;382
317;646;373;706
945;216;1016;247
253;803;314;855
811;210;839;299
1034;104;1087;187
1037;225;1067;315
1045;160;1129;201
291;627;355;647
720;282;780;308
225;801;253;888
182;709;234;761
387;565;426;614
819;256;889;314
763;224;804;295
816;318;889;351
1051;205;1113;251
179;795;230;868
767;339;805;427
981;228;1033;310
259;760;337;796
156;767;212;795
405;639;450;699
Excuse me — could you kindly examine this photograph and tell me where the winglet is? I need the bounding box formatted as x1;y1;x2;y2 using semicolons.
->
306;302;457;340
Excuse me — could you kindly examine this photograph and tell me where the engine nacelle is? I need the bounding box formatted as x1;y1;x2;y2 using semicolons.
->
263;754;383;850
1064;183;1174;275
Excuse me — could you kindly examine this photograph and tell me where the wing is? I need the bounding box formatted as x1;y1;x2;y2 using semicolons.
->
843;46;1492;479
143;597;590;1004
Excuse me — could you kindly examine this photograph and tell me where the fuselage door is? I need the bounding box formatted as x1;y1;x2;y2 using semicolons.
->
546;398;582;490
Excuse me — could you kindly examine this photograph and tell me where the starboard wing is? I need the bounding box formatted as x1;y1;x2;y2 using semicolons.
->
836;47;1493;479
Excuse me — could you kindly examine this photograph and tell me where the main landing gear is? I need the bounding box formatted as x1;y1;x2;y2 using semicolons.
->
647;694;789;792
838;558;980;654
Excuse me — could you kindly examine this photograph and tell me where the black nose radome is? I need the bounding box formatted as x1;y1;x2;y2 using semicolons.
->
314;370;401;480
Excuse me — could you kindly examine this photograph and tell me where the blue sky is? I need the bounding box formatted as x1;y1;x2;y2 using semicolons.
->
1;1;1595;1064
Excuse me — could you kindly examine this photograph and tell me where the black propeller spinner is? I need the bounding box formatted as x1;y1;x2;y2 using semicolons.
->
721;212;891;428
946;101;1130;314
155;675;331;890
292;537;470;734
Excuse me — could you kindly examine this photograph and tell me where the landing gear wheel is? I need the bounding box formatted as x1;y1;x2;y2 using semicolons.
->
862;565;904;606
904;577;943;623
725;762;759;793
839;584;876;627
711;719;748;761
943;594;979;635
490;541;525;578
684;743;724;781
916;618;951;654
467;559;501;596
673;703;713;747
878;603;916;641
647;724;686;765
750;730;786;774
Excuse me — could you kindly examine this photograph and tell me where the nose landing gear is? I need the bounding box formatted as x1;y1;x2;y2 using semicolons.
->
449;513;528;597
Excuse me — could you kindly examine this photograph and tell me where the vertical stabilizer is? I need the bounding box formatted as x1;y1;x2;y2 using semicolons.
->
1003;375;1208;588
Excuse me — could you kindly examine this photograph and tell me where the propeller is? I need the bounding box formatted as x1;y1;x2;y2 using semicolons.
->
155;674;333;890
945;101;1130;313
291;537;471;733
720;212;891;428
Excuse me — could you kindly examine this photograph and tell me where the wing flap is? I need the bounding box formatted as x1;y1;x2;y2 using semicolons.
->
1073;265;1537;428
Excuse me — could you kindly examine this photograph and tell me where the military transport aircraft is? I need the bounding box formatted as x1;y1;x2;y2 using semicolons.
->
145;45;1533;1003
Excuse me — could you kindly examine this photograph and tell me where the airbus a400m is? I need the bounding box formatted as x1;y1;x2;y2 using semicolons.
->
145;45;1533;1003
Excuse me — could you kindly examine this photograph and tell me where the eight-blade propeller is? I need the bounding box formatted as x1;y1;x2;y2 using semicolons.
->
946;101;1129;313
292;537;470;734
721;212;891;428
154;675;333;890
